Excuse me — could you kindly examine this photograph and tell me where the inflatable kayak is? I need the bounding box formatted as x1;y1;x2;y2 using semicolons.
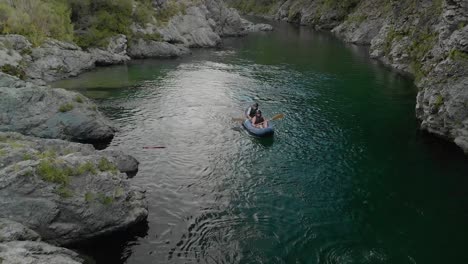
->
243;119;274;137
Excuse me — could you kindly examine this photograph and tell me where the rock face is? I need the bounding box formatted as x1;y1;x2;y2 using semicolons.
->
0;132;147;245
0;218;40;243
0;241;84;264
228;0;468;154
90;35;131;66
0;73;116;143
128;39;191;58
24;39;95;83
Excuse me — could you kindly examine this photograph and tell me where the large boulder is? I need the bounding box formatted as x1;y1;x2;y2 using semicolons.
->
24;39;95;83
0;132;147;245
0;73;115;143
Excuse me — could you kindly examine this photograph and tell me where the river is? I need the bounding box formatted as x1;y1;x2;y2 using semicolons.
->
52;21;468;264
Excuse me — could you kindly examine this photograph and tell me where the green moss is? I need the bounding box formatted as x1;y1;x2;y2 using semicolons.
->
114;187;124;198
434;95;444;107
0;149;6;157
449;49;468;61
37;150;57;159
98;158;118;174
0;64;26;79
84;192;94;202
75;95;84;103
23;170;33;177
77;162;97;175
8;141;24;149
346;14;367;24
98;193;114;205
383;28;407;55
23;153;33;160
59;103;74;112
458;22;466;30
57;186;73;198
36;160;69;185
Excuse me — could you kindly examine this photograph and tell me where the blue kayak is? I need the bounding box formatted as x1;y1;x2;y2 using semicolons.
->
243;119;274;137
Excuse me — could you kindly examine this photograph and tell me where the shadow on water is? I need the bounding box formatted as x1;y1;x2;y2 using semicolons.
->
70;221;149;264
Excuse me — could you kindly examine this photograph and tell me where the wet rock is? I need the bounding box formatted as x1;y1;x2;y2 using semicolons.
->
0;132;148;245
0;73;115;143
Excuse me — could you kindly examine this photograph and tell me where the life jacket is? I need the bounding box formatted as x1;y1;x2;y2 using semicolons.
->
247;107;258;118
254;116;264;124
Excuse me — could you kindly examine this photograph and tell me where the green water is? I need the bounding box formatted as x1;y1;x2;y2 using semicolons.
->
53;22;468;264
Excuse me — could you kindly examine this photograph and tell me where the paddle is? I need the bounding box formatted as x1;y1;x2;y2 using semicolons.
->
231;113;284;122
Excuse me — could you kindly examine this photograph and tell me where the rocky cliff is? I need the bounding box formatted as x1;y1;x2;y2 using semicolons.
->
228;0;468;154
0;0;272;84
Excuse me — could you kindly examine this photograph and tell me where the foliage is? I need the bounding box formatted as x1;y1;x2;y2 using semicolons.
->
0;64;26;79
76;162;97;175
37;159;70;185
97;158;118;174
434;95;444;107
449;49;468;61
155;0;187;25
59;102;74;112
98;193;114;205
57;186;73;198
84;192;94;202
0;0;73;46
75;95;84;103
228;0;277;14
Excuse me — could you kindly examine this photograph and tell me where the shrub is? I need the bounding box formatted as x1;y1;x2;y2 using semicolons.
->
0;64;26;79
75;95;84;103
59;103;74;112
97;158;118;174
36;160;69;185
0;0;73;46
76;162;97;175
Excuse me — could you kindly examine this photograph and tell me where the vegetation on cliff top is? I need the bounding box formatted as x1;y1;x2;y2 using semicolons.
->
0;0;187;48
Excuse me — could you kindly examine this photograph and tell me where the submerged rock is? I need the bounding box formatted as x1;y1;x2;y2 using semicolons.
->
0;73;115;143
0;132;148;245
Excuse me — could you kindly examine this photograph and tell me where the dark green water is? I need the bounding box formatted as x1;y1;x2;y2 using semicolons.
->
53;22;468;264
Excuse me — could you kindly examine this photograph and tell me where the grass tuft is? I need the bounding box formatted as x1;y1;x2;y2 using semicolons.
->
59;103;74;112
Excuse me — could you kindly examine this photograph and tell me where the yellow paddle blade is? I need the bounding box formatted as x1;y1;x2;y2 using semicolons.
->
231;117;245;122
271;113;284;121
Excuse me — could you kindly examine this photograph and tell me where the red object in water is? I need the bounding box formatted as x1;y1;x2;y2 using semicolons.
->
143;146;166;149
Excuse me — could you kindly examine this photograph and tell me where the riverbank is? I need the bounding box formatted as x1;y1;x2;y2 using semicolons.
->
227;0;468;154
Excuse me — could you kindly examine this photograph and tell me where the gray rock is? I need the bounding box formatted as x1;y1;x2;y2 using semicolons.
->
0;241;83;264
0;35;32;52
128;39;190;58
24;39;95;83
89;35;131;66
0;132;148;245
0;73;115;143
241;19;274;32
0;218;40;243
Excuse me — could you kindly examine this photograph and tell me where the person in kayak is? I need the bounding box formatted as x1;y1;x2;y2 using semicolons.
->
246;103;259;120
251;110;268;128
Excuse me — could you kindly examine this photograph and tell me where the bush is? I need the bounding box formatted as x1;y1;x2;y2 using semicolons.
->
59;103;74;112
0;0;73;46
